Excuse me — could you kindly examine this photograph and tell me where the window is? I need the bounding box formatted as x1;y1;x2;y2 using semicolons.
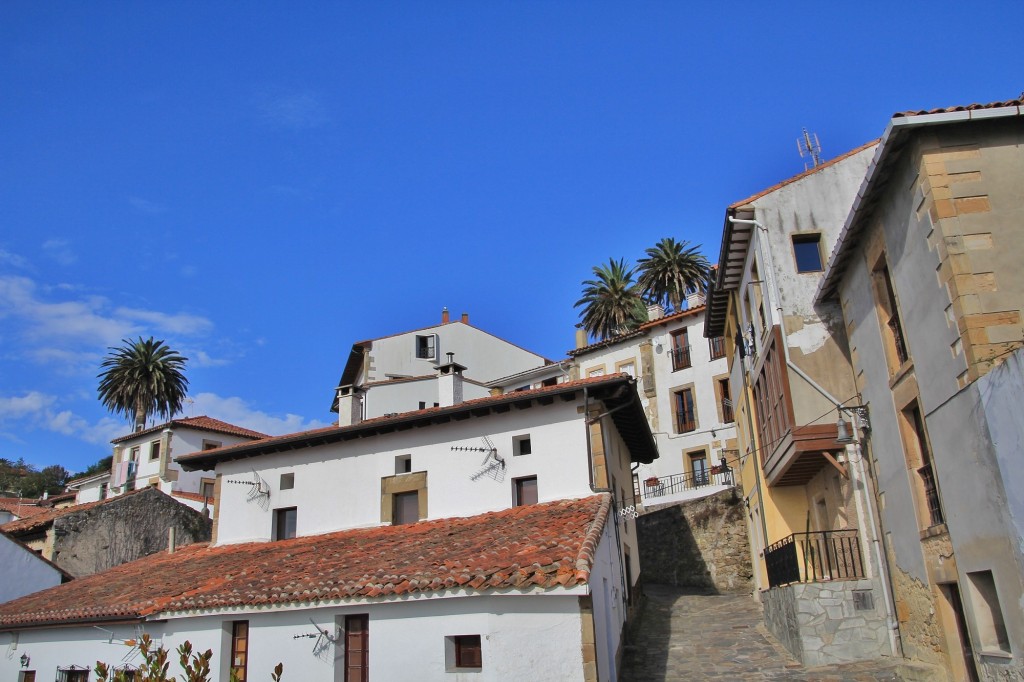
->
514;476;538;506
456;635;482;667
56;668;89;682
718;377;734;423
280;473;295;490
902;402;944;528
708;336;726;360
673;387;697;433
541;377;558;387
230;621;249;681
273;507;297;540
149;440;161;461
395;454;412;474
616;359;636;378
587;366;605;378
752;329;793;461
344;615;369;682
393;491;419;525
792;233;824;273
99;482;108;500
871;258;909;370
967;571;1010;654
670;329;691;371
415;334;436;359
513;435;532;456
689;451;709;486
200;478;215;499
202;440;222;451
129;446;140;462
18;672;37;682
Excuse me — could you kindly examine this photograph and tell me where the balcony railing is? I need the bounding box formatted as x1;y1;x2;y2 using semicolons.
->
721;399;734;424
918;463;944;527
764;530;865;588
671;344;692;371
642;467;734;500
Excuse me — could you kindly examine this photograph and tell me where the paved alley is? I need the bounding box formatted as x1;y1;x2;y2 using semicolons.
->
621;584;905;681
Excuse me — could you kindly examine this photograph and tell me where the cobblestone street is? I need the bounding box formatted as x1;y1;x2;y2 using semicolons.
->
621;584;906;681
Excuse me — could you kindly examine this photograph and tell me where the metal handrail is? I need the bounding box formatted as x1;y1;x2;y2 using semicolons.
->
765;530;865;587
671;344;692;371
642;468;734;499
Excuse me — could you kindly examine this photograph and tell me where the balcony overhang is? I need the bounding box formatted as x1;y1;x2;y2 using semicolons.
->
763;423;844;486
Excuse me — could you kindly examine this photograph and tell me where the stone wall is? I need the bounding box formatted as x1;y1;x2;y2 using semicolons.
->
636;488;751;592
51;487;212;577
761;577;892;667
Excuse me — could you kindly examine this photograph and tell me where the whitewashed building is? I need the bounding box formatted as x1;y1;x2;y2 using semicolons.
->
0;530;69;603
570;299;738;506
332;309;551;421
0;372;657;682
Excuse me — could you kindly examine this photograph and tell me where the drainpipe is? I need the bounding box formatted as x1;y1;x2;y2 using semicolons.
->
729;214;901;653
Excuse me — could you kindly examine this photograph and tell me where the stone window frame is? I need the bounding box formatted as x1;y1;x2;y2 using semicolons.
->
380;471;427;524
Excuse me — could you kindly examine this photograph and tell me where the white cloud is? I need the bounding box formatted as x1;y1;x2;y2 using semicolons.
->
115;307;214;336
190;392;330;437
188;349;230;368
24;347;102;375
0;248;29;269
42;239;77;266
128;196;167;214
0;391;56;419
0;391;122;446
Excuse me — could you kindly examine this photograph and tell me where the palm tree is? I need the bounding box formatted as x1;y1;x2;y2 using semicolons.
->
574;258;646;341
636;237;711;312
97;337;189;431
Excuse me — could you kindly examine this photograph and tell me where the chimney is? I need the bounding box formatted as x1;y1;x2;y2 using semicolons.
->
575;324;588;349
686;290;707;309
441;307;450;324
437;352;467;407
646;303;665;321
336;385;364;427
460;312;469;324
167;527;176;554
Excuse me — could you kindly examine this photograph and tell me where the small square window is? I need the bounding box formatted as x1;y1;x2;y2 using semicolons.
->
273;507;297;540
792;234;823;273
396;454;412;474
280;473;295;490
446;634;482;670
149;440;161;461
513;435;532;456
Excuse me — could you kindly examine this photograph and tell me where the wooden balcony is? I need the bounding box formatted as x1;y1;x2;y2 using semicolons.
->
762;423;844;487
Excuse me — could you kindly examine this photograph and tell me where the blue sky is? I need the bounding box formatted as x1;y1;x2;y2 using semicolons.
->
1;2;1020;473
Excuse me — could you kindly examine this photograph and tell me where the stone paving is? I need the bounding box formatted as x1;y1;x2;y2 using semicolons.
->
621;584;905;681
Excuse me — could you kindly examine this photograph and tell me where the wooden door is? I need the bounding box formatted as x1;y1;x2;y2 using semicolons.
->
344;614;369;682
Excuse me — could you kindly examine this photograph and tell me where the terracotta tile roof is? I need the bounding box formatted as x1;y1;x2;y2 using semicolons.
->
0;498;49;520
180;373;656;469
170;491;213;504
1;489;149;535
568;305;708;357
0;494;611;628
111;416;269;444
894;98;1023;118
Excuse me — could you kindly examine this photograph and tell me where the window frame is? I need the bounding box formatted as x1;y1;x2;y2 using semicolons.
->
279;473;295;490
415;334;437;360
791;232;824;273
513;434;532;456
230;620;249;682
453;635;482;669
514;476;538;507
672;386;697;433
670;328;691;371
149;440;161;461
273;507;297;541
392;490;420;525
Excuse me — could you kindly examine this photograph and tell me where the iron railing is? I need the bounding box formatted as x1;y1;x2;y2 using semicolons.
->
918;463;944;527
765;530;865;588
709;336;726;360
671;344;692;371
642;468;734;499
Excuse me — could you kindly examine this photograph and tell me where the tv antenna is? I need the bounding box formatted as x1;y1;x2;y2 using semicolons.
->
453;436;505;481
293;618;339;658
225;470;271;510
797;128;822;170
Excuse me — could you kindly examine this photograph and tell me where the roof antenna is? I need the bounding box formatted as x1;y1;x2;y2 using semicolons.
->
797;128;822;170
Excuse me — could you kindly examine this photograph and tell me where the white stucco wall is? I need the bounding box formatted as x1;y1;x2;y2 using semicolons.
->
0;533;64;603
361;377;491;419
214;402;599;545
1;592;593;682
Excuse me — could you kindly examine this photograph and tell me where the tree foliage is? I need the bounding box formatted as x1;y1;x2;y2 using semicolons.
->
573;258;646;341
97;337;189;430
96;634;281;682
636;237;710;313
0;457;70;498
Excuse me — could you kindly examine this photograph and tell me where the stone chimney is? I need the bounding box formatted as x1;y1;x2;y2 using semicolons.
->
686;290;707;309
646;302;665;321
437;353;467;407
336;385;363;427
575;324;588;349
441;307;450;324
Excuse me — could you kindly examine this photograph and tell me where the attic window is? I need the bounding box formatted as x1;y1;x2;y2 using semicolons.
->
513;435;532;456
280;473;295;490
416;334;436;359
396;454;412;474
446;635;483;670
792;233;824;273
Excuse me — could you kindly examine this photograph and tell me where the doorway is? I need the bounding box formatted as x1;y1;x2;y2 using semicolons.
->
937;582;979;682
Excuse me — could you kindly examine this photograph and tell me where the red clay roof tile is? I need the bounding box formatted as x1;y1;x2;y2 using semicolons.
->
1;488;151;536
0;495;611;628
0;498;50;520
111;416;268;444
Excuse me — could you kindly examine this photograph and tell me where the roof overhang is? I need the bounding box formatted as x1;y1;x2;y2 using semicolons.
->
816;102;1023;303
705;206;754;338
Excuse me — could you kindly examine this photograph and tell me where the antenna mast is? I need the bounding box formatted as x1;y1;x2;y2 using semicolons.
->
797;128;822;170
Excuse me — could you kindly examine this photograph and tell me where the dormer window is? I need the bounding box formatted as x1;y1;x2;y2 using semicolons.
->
416;334;436;359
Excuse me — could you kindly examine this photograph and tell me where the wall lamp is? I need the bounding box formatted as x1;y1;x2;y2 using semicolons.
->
20;653;30;668
836;404;870;444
